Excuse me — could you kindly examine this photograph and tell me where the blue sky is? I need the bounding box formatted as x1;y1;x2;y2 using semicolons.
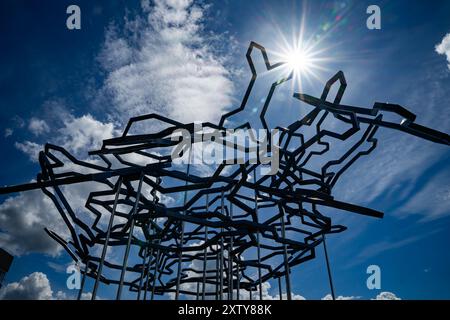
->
0;0;449;300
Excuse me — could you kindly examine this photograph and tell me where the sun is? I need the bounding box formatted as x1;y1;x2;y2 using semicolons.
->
285;50;313;72
272;40;329;94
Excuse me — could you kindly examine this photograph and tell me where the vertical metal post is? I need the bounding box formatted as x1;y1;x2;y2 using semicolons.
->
215;248;219;300
228;199;233;300
322;233;336;300
254;172;263;300
137;246;149;300
144;185;159;301
280;214;292;300
150;247;161;300
116;173;144;300
236;257;240;300
175;146;192;300
278;276;283;300
219;190;224;300
92;178;122;300
143;249;152;300
202;194;209;300
77;260;89;300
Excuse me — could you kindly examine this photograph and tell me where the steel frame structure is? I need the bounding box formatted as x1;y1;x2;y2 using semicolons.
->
0;42;448;300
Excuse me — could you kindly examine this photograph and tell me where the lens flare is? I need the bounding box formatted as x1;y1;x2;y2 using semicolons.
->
285;50;313;72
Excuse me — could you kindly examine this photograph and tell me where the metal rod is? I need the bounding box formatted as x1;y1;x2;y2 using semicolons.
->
202;194;209;300
216;247;219;300
278;276;283;300
150;248;161;300
137;246;148;300
144;185;159;301
92;178;122;300
143;250;152;301
175;147;192;300
322;233;336;300
228;199;233;300
254;172;263;300
77;260;89;300
219;190;224;300
116;173;144;300
280;214;292;300
236;257;240;300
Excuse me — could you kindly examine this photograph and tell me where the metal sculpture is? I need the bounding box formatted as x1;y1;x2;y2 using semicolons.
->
0;42;448;300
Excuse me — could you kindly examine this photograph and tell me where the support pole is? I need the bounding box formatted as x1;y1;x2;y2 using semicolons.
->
77;260;89;300
92;178;122;300
280;214;292;300
201;194;209;300
116;173;144;300
254;172;263;300
323;233;336;300
175;147;192;300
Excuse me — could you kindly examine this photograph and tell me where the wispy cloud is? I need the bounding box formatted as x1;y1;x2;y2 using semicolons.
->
345;228;441;268
28;118;50;136
436;33;450;70
399;169;450;221
333;63;450;221
4;128;13;137
14;141;43;163
98;0;235;124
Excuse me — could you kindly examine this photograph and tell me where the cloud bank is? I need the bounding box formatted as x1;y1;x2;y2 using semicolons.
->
436;33;450;70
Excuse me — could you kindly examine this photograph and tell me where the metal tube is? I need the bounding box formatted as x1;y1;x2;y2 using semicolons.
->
228;200;233;300
92;178;123;300
175;147;192;300
280;214;292;300
150;248;161;300
116;173;144;300
202;194;209;300
137;246;148;300
216;247;219;300
144;185;159;301
323;233;336;300
278;276;283;300
254;173;262;300
77;260;89;300
236;257;240;300
219;190;224;300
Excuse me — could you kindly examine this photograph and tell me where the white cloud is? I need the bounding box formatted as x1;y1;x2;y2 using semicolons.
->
0;271;100;300
99;0;234;124
57;114;118;155
0;190;68;256
16;113;118;161
28;118;50;136
14;141;43;162
322;294;357;300
373;291;401;300
4;128;13;137
0;272;53;300
436;33;450;70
